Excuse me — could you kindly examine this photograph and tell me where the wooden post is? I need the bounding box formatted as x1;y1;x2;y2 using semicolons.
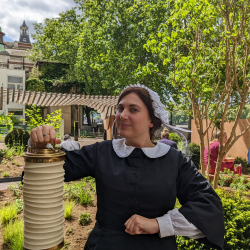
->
0;87;3;110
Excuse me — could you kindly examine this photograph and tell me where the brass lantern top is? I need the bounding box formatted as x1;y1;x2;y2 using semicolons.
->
24;147;66;163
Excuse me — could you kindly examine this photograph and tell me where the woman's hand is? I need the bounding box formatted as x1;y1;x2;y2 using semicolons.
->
124;214;159;235
30;125;61;149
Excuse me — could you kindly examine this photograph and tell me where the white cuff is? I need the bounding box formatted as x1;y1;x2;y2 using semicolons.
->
156;214;174;238
156;208;205;239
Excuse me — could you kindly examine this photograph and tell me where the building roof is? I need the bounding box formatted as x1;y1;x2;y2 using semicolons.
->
6;49;29;56
0;88;118;120
0;50;9;55
20;20;28;29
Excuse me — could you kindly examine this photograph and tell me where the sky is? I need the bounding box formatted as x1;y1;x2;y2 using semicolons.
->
0;0;78;43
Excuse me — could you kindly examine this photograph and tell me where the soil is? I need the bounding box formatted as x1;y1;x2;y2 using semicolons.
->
0;156;24;178
0;186;98;250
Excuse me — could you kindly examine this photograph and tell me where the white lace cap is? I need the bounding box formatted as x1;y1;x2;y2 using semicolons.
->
120;83;169;124
119;84;192;145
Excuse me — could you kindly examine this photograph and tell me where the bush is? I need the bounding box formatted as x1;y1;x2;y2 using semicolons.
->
176;189;250;249
2;219;23;250
0;203;18;225
182;143;200;168
64;180;94;205
169;133;181;144
64;201;75;220
5;129;29;149
79;213;91;226
234;156;250;168
3;172;9;177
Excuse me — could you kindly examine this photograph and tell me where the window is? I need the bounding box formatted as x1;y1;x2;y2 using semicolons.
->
17;85;23;90
8;76;23;84
8;110;23;116
8;84;15;90
14;67;22;70
23;38;26;41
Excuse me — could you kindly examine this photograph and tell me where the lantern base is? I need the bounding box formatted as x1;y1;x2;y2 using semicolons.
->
23;240;64;250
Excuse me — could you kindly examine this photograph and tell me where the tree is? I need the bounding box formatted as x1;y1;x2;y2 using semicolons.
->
144;0;250;188
30;1;182;103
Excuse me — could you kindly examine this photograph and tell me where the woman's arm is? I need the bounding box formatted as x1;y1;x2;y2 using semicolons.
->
29;125;97;181
176;153;225;250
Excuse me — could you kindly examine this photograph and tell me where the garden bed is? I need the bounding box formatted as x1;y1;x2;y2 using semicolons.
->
0;156;24;178
0;180;98;250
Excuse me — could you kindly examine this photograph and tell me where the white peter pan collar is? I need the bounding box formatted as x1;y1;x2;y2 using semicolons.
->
112;138;171;158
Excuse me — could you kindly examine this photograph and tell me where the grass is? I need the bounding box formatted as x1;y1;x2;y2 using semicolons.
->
2;219;23;250
64;201;75;220
0;203;18;225
3;172;9;177
79;213;91;226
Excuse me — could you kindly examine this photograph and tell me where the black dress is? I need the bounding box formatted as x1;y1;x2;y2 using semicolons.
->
63;140;224;250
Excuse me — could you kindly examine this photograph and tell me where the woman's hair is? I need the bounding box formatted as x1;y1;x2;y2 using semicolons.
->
161;127;169;139
214;131;227;140
117;87;162;140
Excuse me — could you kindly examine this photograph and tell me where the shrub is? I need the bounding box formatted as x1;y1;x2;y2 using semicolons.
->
182;143;200;168
64;201;75;220
2;219;23;250
0;203;18;225
176;189;250;249
8;184;20;197
3;172;9;177
14;199;23;214
79;213;91;226
234;156;250;168
5;129;29;149
64;180;94;205
169;133;181;144
0;149;6;157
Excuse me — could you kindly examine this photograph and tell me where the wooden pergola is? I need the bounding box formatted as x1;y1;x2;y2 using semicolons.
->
0;87;118;139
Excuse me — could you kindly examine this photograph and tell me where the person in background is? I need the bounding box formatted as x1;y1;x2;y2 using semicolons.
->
158;127;178;149
59;134;80;151
92;120;98;132
204;131;235;174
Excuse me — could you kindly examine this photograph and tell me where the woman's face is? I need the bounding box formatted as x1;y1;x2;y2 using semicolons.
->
116;93;153;142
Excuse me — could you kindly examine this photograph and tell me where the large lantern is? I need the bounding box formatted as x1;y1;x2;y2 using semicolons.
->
23;147;65;250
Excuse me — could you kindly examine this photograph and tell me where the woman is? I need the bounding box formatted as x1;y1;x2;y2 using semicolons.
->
204;131;235;174
29;85;224;250
158;127;178;149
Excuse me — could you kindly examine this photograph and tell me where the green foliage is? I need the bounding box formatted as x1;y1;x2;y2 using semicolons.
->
169;133;181;144
5;129;29;149
0;113;13;126
176;189;250;249
80;131;95;138
2;219;23;250
234;157;250;168
64;180;94;205
16;162;20;167
64;201;75;220
0;149;6;157
218;169;234;187
78;212;91;226
8;184;20;198
3;172;9;177
0;203;18;225
230;175;250;192
14;199;23;214
26;77;45;92
182;143;200;169
22;105;62;133
171;109;189;125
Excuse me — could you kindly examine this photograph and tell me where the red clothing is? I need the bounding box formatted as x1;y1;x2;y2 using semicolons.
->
204;141;235;174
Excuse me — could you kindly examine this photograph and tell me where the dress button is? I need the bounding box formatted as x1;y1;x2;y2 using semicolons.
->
133;197;137;201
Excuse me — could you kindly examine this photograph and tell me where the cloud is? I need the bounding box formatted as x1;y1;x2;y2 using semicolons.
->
0;0;77;42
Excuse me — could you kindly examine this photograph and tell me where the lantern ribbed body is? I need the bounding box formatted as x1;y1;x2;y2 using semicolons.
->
23;160;65;250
